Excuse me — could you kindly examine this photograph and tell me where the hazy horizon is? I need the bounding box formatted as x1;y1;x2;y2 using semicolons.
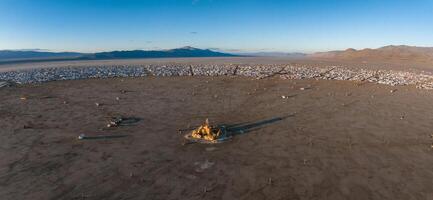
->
1;0;433;53
2;44;433;55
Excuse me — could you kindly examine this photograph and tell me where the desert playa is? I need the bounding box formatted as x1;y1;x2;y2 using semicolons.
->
1;72;433;199
2;0;433;199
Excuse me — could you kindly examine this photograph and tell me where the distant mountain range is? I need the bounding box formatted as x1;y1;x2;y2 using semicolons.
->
87;46;234;59
0;46;236;64
2;45;433;65
309;45;433;63
0;50;84;61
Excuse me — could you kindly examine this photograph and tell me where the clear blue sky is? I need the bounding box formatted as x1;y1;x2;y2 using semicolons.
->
1;0;433;53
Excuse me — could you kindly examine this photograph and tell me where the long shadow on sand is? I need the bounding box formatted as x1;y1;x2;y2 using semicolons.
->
221;114;294;137
180;114;294;143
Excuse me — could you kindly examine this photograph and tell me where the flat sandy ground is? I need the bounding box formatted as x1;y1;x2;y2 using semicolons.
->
1;76;433;199
2;57;433;73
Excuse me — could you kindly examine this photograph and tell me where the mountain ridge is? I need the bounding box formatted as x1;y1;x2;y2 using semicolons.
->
0;50;84;60
89;46;234;59
3;45;433;65
310;45;433;63
0;47;237;63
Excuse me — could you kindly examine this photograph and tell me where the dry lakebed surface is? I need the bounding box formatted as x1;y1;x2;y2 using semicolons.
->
1;58;433;199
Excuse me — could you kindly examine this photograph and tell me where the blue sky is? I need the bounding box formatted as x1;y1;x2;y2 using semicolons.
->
1;0;433;53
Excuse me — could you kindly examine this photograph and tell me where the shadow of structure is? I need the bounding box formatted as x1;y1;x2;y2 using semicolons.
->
118;117;142;126
179;114;295;144
78;134;129;140
108;116;142;127
220;114;294;137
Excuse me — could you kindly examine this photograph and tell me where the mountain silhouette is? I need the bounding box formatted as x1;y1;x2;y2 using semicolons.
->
0;47;237;64
309;45;433;63
88;46;235;59
0;50;83;61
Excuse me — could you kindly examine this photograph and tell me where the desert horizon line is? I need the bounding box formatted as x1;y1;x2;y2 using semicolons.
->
1;44;432;54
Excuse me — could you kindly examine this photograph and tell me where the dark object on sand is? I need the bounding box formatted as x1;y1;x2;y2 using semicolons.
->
107;117;141;127
23;125;33;129
78;134;128;140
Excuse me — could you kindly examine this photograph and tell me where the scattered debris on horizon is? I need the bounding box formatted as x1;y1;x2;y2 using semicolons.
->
1;64;433;89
